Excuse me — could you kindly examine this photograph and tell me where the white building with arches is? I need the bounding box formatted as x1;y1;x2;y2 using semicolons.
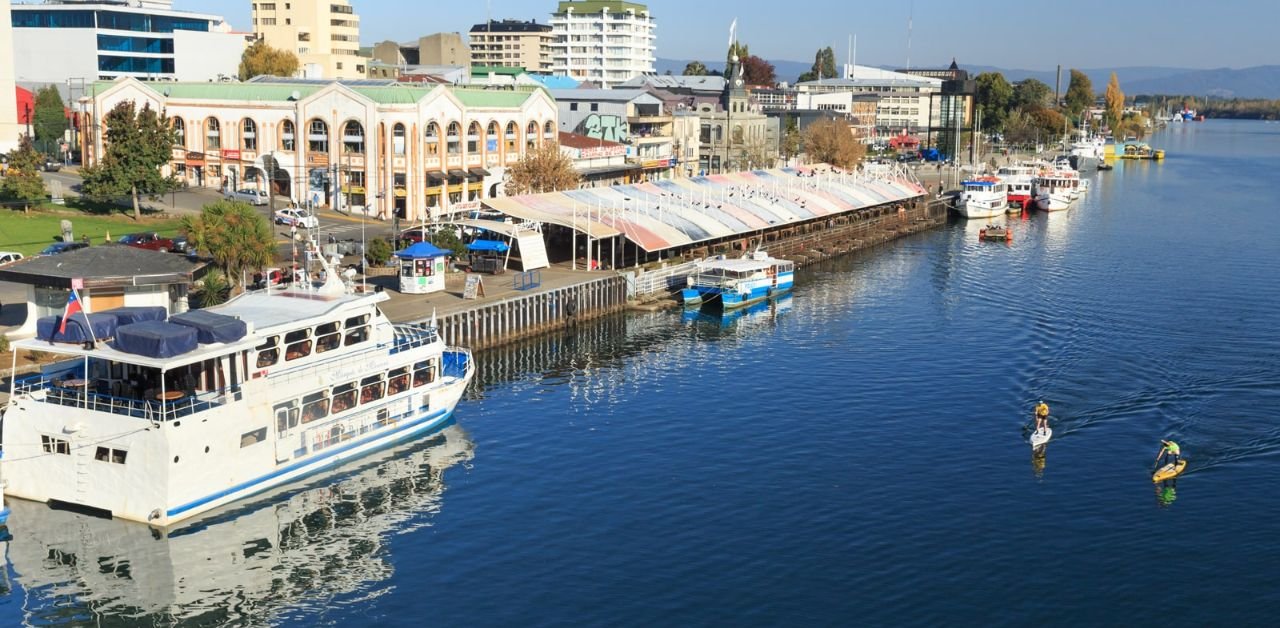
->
82;78;559;221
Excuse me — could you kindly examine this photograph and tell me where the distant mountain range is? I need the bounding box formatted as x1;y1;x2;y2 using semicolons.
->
655;58;1280;99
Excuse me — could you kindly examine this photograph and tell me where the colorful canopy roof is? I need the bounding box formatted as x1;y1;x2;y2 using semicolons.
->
483;167;926;253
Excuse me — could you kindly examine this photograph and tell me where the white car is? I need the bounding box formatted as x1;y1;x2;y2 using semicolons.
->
274;208;319;229
226;188;269;206
0;251;24;265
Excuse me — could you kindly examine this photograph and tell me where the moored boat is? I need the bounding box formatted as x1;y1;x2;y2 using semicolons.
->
1119;143;1165;160
1;251;475;527
979;224;1013;242
1032;171;1077;212
996;164;1036;208
956;176;1010;219
682;251;795;311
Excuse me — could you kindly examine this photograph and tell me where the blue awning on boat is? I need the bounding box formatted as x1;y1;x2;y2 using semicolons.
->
113;321;199;358
169;310;248;344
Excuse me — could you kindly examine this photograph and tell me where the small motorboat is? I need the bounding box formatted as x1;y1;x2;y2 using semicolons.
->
979;225;1012;242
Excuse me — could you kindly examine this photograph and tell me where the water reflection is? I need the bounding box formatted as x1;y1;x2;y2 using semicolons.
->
681;294;792;331
1032;444;1048;479
1;426;474;625
1156;480;1178;508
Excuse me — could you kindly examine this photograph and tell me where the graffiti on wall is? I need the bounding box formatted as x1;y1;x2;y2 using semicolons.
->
580;114;629;143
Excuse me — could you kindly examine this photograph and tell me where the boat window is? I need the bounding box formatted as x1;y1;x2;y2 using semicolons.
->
284;329;311;343
255;336;278;350
257;347;280;368
360;379;385;405
387;369;410;395
240;427;267;448
316;333;341;353
345;326;369;346
301;392;330;424
285;340;313;361
275;401;300;432
345;314;370;328
41;435;70;455
413;362;435;387
95;446;128;464
331;383;357;413
377;408;390;426
316;322;340;336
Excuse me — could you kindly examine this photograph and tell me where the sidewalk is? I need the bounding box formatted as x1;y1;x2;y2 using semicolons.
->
375;263;617;323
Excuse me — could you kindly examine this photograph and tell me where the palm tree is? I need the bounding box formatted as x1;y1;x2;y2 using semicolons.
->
182;199;276;290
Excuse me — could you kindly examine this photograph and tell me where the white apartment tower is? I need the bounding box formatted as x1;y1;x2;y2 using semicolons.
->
0;0;20;152
549;0;655;88
252;0;364;80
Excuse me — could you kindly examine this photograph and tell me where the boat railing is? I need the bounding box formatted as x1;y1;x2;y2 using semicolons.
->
391;324;440;354
19;380;238;422
441;347;473;381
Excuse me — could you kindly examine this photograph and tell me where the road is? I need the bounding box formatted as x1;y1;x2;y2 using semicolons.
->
40;168;398;258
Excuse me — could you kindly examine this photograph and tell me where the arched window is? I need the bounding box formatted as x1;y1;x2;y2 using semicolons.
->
505;121;517;152
446;122;460;155
543;120;555;141
486;121;499;153
172;117;185;148
307;119;328;153
205;117;220;151
241;119;257;151
466;122;481;153
732;124;743;144
281;119;295;151
344;120;365;154
526;121;538;150
391;122;405;155
425;122;440;155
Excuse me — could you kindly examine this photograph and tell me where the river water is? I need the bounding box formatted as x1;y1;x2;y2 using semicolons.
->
2;120;1278;626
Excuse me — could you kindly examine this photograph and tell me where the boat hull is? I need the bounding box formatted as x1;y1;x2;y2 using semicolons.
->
957;200;1007;219
1035;193;1073;212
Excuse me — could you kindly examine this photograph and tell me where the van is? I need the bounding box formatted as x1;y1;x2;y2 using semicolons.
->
226;188;269;206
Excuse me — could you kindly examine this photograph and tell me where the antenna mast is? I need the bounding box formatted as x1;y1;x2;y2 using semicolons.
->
906;1;914;71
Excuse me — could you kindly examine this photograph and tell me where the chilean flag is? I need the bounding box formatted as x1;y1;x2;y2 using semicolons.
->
58;290;83;335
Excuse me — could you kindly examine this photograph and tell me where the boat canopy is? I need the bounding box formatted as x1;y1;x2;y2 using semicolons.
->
114;320;199;359
170;310;249;344
36;312;119;344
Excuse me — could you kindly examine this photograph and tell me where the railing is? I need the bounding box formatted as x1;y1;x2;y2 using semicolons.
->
31;384;236;422
441;348;473;380
628;258;703;297
391;324;440;354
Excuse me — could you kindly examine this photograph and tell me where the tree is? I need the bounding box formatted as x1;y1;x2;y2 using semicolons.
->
238;39;300;81
780;119;802;162
1027;107;1068;140
738;138;777;171
505;143;580;195
1064;69;1094;119
682;61;708;76
797;46;838;83
180;199;275;289
1012;78;1053;110
1104;72;1125;131
975;72;1014;131
1;136;49;213
801;118;865;169
727;42;749;68
80;100;178;220
741;55;776;86
32;85;67;156
1001;109;1036;145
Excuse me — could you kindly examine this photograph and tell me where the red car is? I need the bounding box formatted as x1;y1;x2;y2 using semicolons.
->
119;232;177;252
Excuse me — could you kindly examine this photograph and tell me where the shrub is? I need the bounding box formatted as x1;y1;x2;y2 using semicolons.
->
366;237;392;266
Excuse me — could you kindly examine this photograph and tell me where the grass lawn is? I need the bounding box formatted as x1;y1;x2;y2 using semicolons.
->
0;206;183;256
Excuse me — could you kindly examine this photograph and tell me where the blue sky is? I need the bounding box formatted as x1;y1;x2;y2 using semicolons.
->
180;0;1278;70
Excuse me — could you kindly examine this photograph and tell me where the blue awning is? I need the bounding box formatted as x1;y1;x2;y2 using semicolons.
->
395;242;451;259
467;239;510;253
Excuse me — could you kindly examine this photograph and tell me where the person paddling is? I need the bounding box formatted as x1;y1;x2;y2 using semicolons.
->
1155;439;1181;470
1034;400;1050;434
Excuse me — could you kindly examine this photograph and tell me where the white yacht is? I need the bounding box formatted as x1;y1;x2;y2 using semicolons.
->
1032;171;1078;212
996;164;1036;209
1;257;474;527
956;177;1011;219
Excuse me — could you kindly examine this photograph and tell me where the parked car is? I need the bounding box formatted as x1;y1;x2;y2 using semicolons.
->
251;266;297;290
41;157;62;172
226;187;268;206
0;251;23;265
170;235;197;256
40;241;88;256
118;232;177;252
274;208;319;229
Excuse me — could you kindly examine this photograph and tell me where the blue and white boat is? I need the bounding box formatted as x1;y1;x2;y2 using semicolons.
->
681;251;795;310
0;252;473;527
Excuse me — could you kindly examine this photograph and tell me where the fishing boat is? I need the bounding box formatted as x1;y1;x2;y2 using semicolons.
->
956;176;1010;219
1032;171;1078;212
0;251;475;527
681;251;794;311
996;164;1036;208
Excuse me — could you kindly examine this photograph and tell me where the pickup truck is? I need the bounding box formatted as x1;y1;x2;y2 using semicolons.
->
119;232;178;253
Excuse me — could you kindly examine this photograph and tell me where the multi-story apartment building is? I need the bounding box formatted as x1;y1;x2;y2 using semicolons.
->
8;0;245;85
372;33;468;68
469;19;553;73
549;0;655;88
797;65;943;135
552;88;676;181
252;0;365;80
83;78;558;221
0;0;20;152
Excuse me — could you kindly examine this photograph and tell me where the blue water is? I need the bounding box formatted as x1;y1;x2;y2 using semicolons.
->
2;120;1279;626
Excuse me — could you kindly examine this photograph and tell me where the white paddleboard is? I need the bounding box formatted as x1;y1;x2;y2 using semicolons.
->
1030;427;1053;447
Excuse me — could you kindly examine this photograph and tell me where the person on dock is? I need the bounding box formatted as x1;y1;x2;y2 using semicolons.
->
1034;400;1050;434
1155;439;1181;469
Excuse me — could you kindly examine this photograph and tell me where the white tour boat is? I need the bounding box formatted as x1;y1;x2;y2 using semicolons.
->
681;251;795;310
996;164;1036;209
1;254;474;527
1032;171;1079;212
956;176;1011;219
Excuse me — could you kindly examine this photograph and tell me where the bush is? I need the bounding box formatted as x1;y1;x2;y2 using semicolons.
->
196;268;230;307
429;229;467;258
366;237;392;266
0;335;9;353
